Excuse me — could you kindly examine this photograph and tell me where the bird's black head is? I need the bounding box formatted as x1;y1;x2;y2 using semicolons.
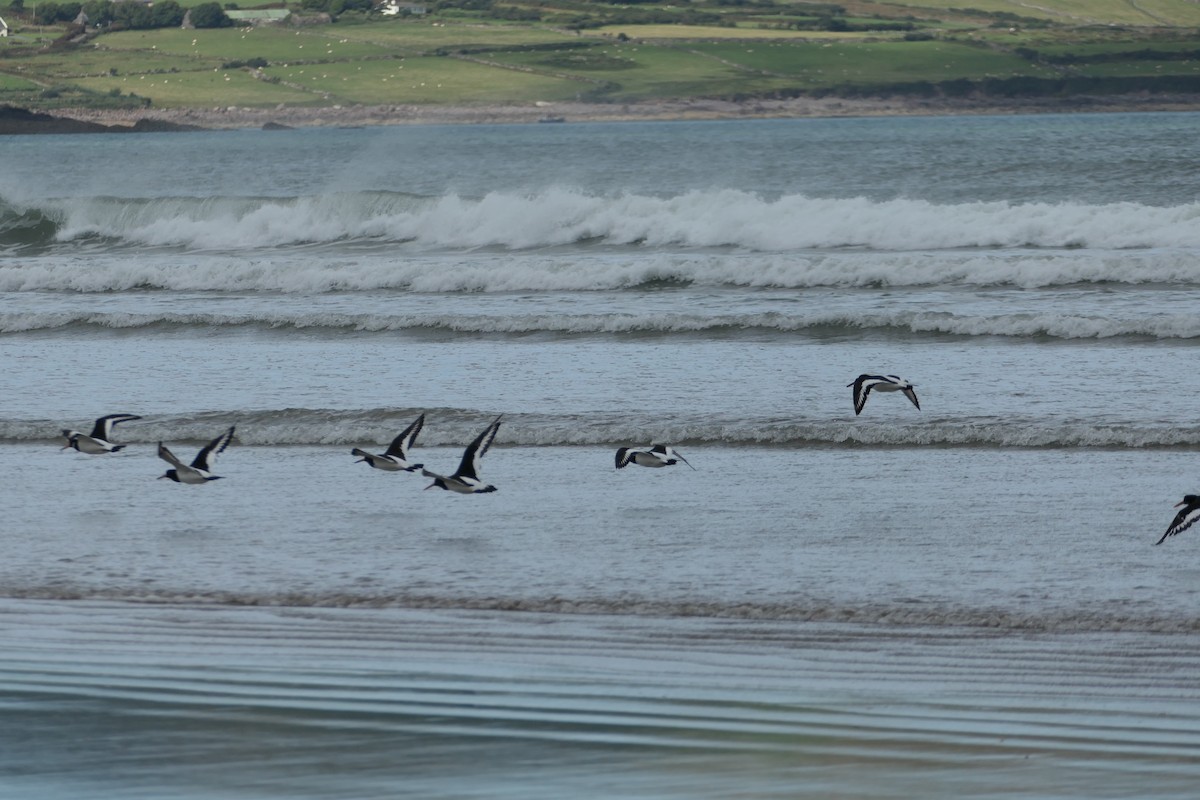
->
1181;494;1200;507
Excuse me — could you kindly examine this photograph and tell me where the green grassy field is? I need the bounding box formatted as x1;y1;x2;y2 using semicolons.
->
261;55;585;104
588;25;893;41
0;72;42;90
74;68;318;107
19;48;208;78
685;40;1058;83
326;21;579;49
0;0;1198;112
98;27;398;60
873;0;1200;27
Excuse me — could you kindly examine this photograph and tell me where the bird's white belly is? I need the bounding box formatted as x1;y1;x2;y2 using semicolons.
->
74;437;112;454
373;458;405;471
177;468;212;484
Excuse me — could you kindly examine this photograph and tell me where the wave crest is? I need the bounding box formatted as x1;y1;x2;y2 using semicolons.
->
6;409;1200;449
5;189;1200;254
4;308;1199;340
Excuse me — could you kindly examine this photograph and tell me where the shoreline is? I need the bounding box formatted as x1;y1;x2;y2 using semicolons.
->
39;92;1200;130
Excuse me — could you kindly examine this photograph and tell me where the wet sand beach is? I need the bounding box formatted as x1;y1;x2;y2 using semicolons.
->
4;599;1200;800
42;92;1200;131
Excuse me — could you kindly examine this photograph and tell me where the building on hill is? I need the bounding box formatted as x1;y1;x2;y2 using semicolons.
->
379;1;426;15
225;9;293;25
0;16;8;36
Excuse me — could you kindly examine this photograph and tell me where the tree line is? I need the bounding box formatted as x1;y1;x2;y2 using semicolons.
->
32;0;232;29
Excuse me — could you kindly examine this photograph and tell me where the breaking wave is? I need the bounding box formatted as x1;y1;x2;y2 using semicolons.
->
4;189;1200;255
4;249;1200;293
4;308;1200;339
6;408;1200;449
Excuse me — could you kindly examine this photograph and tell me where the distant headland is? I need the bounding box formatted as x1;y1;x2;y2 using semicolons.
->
2;0;1199;133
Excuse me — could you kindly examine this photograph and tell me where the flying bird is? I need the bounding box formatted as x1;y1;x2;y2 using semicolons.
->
61;413;141;454
352;414;425;472
422;416;502;494
1156;495;1200;545
847;374;920;416
157;426;236;484
615;444;695;470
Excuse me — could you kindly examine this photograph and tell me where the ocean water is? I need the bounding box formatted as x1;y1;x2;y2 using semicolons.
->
3;112;1200;798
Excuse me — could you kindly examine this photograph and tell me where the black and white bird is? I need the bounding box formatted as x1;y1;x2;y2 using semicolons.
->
352;414;425;472
157;426;236;484
422;416;502;494
615;444;695;470
847;374;921;416
1156;495;1200;545
61;413;141;454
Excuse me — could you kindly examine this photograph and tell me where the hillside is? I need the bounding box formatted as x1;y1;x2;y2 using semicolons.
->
1;0;1199;122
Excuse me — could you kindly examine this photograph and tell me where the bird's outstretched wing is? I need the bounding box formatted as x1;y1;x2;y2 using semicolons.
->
615;447;634;469
454;416;501;480
157;442;187;469
659;445;695;470
385;414;424;458
1157;506;1200;545
192;426;236;471
847;375;877;416
91;413;141;440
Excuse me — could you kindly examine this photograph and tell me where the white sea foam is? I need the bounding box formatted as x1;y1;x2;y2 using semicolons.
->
9;189;1200;254
3;248;1199;295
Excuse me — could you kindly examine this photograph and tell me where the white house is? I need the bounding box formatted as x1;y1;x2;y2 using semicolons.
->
0;16;9;37
379;1;426;15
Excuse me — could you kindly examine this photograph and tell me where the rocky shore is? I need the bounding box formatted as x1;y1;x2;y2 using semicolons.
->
8;92;1200;133
0;105;204;134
